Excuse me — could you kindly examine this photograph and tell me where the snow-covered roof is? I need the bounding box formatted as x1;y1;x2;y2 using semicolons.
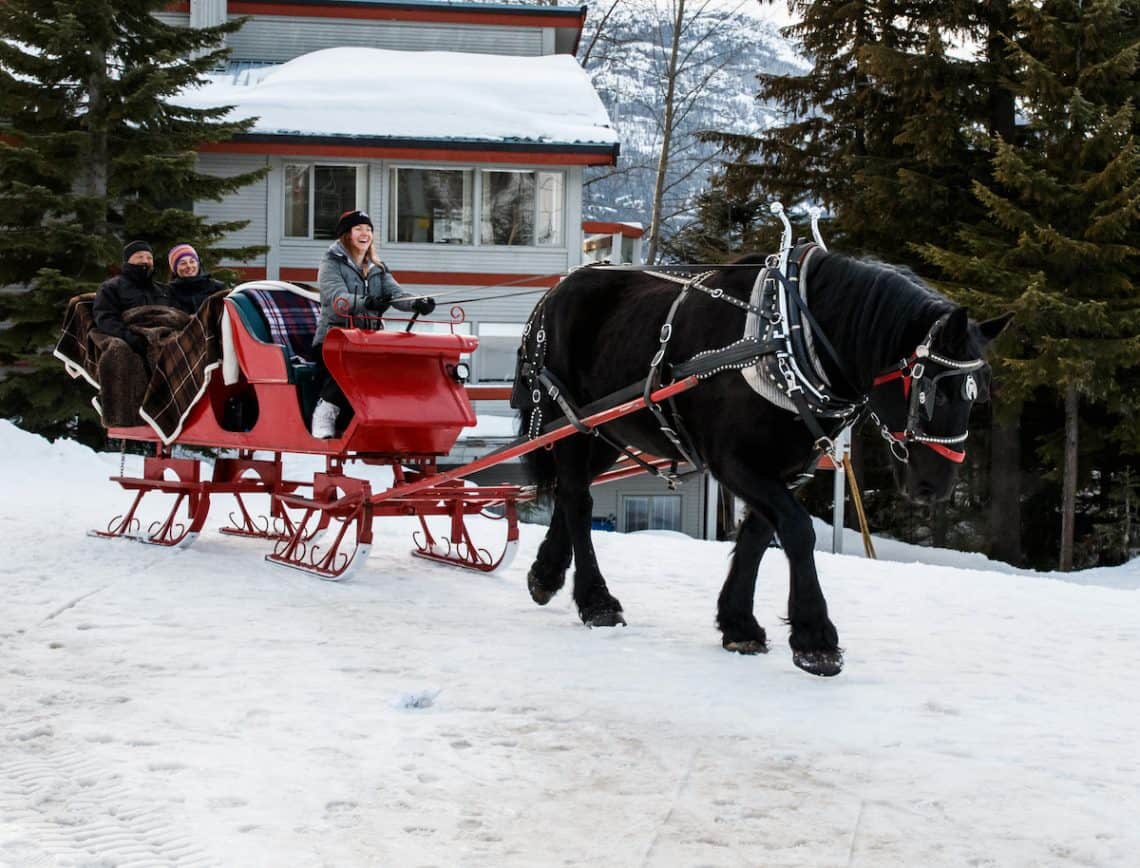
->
175;47;618;150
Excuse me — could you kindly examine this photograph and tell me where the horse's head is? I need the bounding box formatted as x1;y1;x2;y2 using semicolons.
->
868;307;1012;503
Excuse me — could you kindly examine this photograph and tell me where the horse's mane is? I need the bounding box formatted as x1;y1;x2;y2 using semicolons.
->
721;251;960;388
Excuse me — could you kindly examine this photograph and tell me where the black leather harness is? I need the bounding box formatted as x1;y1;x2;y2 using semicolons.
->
514;246;868;488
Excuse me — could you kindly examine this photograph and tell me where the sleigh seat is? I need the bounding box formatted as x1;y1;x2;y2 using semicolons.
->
226;283;322;420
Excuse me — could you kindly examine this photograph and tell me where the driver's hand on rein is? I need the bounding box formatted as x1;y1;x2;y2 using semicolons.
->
413;296;436;316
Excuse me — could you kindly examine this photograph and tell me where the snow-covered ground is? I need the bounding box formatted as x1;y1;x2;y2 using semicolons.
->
1;419;1137;867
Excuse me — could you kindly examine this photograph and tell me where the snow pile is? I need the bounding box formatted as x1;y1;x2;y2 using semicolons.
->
1;420;1138;865
175;47;618;145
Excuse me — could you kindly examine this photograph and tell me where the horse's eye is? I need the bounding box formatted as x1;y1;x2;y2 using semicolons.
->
935;390;948;406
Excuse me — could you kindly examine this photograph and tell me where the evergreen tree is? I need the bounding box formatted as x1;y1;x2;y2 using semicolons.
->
663;172;777;262
0;1;266;440
919;0;1140;570
708;0;969;264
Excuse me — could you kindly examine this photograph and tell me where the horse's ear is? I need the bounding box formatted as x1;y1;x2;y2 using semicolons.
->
944;306;969;340
978;311;1014;345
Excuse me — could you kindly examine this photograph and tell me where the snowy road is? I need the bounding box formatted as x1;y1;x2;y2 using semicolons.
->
1;422;1138;866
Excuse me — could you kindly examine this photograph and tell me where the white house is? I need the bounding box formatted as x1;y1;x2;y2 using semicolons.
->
168;0;717;538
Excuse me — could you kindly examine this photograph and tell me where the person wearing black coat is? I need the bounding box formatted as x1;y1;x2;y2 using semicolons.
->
93;241;174;353
166;242;224;313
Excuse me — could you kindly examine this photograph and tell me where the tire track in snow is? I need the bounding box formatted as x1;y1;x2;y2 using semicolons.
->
0;737;217;867
39;585;110;624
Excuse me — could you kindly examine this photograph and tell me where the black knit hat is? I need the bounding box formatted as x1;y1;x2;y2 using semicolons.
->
334;209;373;238
122;240;153;263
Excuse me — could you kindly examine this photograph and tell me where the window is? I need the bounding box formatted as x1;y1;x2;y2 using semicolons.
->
284;164;363;239
481;170;563;246
475;322;524;382
622;495;682;533
388;167;564;248
390;168;473;244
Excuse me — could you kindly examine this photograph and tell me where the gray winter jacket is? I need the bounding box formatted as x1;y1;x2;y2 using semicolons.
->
313;241;416;347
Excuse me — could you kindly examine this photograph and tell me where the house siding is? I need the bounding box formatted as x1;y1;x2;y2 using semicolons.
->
193;152;270;268
589;473;708;538
155;12;545;59
231;17;546;60
224;156;582;286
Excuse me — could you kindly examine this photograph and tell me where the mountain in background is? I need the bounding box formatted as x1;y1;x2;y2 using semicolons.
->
579;1;806;245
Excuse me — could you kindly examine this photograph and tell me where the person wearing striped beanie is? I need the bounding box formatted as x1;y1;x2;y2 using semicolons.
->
166;242;224;313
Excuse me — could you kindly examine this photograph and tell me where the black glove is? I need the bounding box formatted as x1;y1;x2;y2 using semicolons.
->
125;331;147;353
412;296;436;316
363;294;386;312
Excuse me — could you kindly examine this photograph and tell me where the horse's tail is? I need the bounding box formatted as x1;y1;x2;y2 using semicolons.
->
510;296;558;490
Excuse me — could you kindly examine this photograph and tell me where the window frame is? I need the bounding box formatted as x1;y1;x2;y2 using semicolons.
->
388;165;475;246
621;494;683;534
479;168;565;248
282;161;368;241
387;163;566;250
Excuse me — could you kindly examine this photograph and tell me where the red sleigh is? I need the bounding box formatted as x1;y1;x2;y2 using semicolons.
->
77;280;698;579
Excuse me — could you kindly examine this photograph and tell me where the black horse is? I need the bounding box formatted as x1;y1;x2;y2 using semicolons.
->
512;249;1011;677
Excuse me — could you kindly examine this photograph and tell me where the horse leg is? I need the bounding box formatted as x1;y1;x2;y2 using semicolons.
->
555;437;624;627
527;498;571;605
717;469;842;676
717;507;774;654
527;441;619;606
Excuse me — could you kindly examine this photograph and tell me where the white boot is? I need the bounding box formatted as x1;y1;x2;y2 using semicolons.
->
311;399;340;439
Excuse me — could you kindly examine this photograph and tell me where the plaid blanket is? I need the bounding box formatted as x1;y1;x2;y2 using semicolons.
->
245;286;319;362
54;294;102;389
138;292;228;443
55;292;228;442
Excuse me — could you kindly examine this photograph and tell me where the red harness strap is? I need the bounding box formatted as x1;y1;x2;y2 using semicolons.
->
872;366;911;398
920;441;966;463
872;362;967;463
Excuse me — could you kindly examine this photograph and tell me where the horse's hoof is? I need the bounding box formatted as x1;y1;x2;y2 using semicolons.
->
723;639;768;655
527;568;560;605
586;610;626;628
793;649;844;677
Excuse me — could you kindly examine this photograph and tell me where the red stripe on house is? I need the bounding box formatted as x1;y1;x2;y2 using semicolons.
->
278;268;319;282
465;386;514;401
397;271;560;287
274;268;559;287
169;2;584;29
582;221;645;238
198;141;616;166
232;3;579;27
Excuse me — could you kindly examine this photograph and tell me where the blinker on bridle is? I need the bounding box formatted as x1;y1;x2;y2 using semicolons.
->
870;314;986;464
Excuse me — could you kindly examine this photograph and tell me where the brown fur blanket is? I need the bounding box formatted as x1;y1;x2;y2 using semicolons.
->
55;292;228;439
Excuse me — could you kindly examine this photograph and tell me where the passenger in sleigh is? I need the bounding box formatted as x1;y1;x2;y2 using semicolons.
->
309;209;437;438
82;241;187;425
57;291;227;435
92;241;178;354
166;243;225;313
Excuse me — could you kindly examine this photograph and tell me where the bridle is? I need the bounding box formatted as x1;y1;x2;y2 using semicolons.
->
870;314;986;464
